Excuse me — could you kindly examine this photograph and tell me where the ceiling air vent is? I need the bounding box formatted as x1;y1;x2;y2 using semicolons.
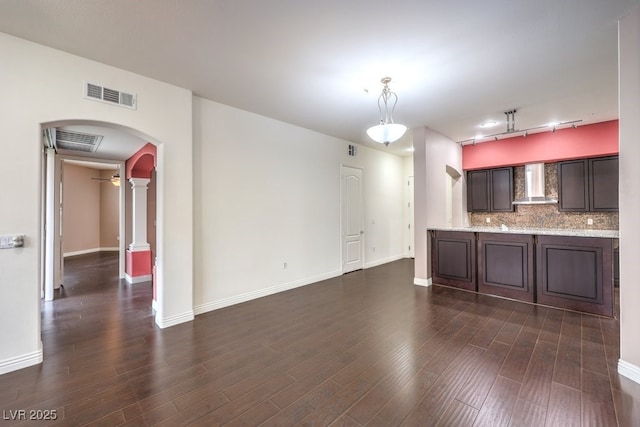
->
84;81;137;109
55;130;103;153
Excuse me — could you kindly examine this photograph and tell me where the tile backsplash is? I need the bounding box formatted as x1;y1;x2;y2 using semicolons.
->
469;163;619;230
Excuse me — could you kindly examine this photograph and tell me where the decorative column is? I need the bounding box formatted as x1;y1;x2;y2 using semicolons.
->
126;177;152;283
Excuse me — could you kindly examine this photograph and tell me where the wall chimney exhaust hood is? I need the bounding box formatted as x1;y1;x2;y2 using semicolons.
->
512;163;558;205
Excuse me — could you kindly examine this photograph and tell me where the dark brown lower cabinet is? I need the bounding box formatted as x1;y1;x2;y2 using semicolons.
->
536;235;613;317
430;229;615;317
477;233;534;302
614;247;619;287
431;231;476;291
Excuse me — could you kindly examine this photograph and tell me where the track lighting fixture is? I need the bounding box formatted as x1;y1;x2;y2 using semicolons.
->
458;110;582;145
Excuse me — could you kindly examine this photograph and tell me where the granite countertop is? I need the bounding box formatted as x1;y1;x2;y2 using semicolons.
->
427;226;619;238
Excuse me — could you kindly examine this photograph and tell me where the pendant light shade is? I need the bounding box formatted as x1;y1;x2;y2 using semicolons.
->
366;123;407;146
367;77;407;146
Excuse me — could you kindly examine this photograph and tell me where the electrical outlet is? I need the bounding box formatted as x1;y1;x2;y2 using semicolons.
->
486;217;491;224
587;218;593;225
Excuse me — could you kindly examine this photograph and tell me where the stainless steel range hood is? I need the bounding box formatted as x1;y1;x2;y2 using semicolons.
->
512;163;558;205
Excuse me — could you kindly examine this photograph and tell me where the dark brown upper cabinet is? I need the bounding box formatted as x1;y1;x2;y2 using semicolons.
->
467;170;489;211
558;156;618;212
589;156;619;211
467;167;514;212
490;168;515;211
557;160;589;211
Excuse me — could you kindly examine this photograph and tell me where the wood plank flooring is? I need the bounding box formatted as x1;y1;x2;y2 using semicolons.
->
1;253;639;426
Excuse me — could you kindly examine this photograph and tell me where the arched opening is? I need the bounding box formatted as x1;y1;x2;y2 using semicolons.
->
40;119;161;328
445;164;462;228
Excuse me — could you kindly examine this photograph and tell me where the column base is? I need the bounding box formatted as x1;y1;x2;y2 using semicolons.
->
126;249;152;284
125;273;153;284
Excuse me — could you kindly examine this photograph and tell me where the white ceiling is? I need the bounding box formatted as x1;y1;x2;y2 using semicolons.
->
1;0;638;157
63;159;118;171
54;125;149;162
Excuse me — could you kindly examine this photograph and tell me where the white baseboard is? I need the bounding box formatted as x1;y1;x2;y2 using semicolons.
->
364;254;405;269
155;310;194;329
64;247;118;257
0;346;43;375
194;269;343;316
125;273;152;284
414;277;432;287
618;359;640;385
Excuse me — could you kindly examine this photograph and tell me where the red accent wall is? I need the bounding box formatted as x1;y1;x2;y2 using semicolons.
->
126;142;157;179
462;120;619;170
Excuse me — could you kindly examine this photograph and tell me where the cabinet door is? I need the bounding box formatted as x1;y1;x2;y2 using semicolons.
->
477;233;534;302
589;156;619;211
431;231;476;291
490;167;514;212
467;170;489;212
558;160;589;211
536;235;613;317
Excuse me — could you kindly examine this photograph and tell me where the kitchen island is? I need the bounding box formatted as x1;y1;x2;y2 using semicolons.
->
428;227;618;317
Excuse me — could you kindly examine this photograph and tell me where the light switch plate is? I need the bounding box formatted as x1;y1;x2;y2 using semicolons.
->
0;234;25;249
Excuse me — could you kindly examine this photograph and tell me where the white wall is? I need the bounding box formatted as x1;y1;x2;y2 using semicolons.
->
192;97;406;313
412;126;464;284
0;32;193;373
618;5;640;382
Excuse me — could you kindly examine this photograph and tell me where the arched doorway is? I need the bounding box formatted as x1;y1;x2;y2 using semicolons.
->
41;120;158;310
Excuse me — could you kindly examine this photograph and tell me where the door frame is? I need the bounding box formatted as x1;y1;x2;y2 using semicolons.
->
60;154;126;277
407;175;415;258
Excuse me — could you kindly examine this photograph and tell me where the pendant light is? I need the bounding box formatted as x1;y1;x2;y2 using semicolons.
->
366;77;407;146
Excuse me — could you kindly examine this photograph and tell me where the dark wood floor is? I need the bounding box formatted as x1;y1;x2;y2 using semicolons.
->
1;253;639;426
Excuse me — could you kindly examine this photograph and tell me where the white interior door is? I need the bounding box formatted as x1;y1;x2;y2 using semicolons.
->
341;166;364;273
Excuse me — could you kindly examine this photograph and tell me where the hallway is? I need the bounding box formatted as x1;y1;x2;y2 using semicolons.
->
0;255;639;425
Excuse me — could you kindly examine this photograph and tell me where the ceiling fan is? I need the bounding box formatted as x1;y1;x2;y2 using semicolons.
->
91;173;121;187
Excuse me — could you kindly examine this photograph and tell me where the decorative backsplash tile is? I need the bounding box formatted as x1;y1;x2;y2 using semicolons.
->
469;163;619;230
